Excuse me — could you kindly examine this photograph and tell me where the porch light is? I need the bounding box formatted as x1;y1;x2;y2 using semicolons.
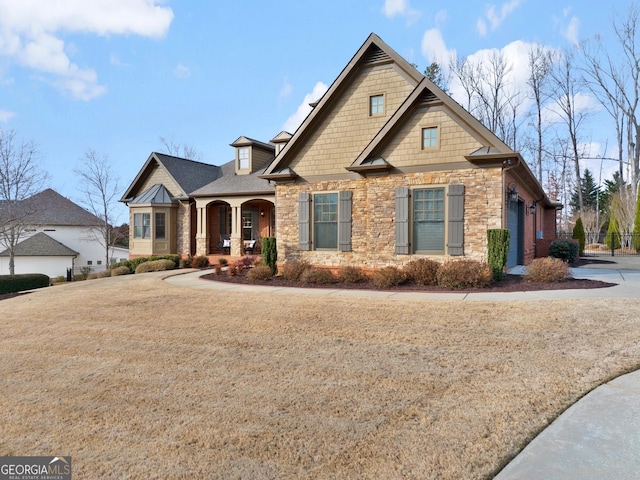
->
528;201;537;215
506;182;518;203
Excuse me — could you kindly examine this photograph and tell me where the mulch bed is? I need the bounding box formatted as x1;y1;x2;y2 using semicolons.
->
202;271;615;294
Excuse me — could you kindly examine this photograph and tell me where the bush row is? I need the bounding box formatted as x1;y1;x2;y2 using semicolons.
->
0;274;50;294
110;255;181;273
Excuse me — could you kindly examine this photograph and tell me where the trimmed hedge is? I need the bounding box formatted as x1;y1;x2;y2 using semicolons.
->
110;255;181;273
135;259;176;274
0;274;50;294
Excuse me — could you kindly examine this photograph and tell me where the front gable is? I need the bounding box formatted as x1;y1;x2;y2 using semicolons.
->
262;33;423;180
121;153;187;203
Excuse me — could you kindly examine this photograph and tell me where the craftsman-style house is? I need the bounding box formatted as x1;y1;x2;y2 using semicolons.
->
122;33;559;269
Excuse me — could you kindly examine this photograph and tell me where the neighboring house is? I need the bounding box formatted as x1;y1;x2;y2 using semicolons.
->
0;188;127;276
122;33;560;269
0;232;78;278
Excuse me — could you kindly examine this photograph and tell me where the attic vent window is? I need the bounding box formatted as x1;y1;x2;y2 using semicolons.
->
422;127;438;149
370;94;384;116
238;147;250;170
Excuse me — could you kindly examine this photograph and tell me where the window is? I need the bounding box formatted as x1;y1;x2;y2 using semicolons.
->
87;260;92;265
370;94;384;116
413;188;445;253
242;210;253;241
238;147;250;170
134;213;150;238
155;212;166;239
299;191;351;252
97;260;102;265
313;193;338;249
422;127;438;149
395;185;464;256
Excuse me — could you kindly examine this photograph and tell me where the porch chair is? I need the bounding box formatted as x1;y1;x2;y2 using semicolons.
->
244;239;257;255
217;235;231;255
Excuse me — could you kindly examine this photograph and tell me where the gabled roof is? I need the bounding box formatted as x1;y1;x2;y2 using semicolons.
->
129;184;176;205
13;189;103;227
120;152;221;203
0;232;78;257
230;136;276;152
190;161;275;197
262;33;423;178
348;78;512;172
270;131;293;143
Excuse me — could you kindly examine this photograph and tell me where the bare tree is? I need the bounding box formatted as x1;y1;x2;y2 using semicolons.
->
580;4;640;191
450;50;523;150
74;149;122;267
159;136;202;161
549;48;591;214
526;44;554;182
0;129;49;275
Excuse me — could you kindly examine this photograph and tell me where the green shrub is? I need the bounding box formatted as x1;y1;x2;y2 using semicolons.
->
218;257;229;266
487;228;510;281
261;237;278;275
524;257;569;283
300;267;334;284
436;259;492;289
78;266;93;280
135;259;176;273
337;265;367;284
549;240;579;263
606;215;622;250
110;260;133;273
247;265;274;282
281;261;311;281
371;266;407;289
403;258;440;285
191;256;210;269
179;256;193;268
572;217;586;256
0;274;50;294
111;266;131;276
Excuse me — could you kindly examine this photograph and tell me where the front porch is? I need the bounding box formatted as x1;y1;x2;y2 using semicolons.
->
194;196;275;257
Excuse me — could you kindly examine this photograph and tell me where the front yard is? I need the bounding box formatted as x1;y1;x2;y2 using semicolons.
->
1;272;639;479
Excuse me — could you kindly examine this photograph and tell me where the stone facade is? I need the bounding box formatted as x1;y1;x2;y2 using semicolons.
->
275;167;504;269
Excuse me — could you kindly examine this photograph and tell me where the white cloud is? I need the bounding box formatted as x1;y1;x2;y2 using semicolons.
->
173;63;191;80
0;0;173;100
382;0;421;24
421;28;456;66
283;81;328;133
562;16;580;46
476;0;522;35
0;109;15;122
383;0;407;17
477;18;488;37
279;77;293;100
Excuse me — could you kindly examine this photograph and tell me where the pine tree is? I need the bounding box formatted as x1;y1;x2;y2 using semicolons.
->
570;169;601;214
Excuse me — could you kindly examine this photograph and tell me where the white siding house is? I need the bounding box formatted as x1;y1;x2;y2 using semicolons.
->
0;189;129;277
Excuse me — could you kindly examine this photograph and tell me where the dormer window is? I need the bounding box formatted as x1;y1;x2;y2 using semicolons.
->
238;147;250;170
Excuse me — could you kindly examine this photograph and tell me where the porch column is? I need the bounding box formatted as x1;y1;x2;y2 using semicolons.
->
230;205;242;256
195;204;208;256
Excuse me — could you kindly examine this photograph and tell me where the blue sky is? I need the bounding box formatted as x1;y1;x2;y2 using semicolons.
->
0;0;626;222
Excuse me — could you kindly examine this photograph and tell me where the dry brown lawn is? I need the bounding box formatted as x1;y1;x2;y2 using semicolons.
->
1;272;639;479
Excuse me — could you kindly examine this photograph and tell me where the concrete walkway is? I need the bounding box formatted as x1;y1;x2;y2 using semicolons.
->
163;259;640;479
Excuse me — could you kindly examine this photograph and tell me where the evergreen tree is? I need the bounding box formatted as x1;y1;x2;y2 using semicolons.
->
570;169;601;214
424;62;447;92
572;217;585;255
